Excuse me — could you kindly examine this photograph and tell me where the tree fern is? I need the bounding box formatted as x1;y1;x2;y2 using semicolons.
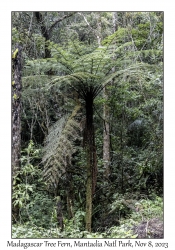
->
42;102;81;190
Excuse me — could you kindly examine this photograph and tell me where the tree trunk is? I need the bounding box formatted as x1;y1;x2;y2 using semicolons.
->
34;12;51;58
103;88;111;178
66;171;74;219
112;12;118;32
103;12;118;179
84;92;97;232
56;196;64;231
12;44;22;221
34;12;75;60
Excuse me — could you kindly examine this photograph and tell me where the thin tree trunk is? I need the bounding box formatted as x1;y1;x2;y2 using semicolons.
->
56;196;64;231
103;12;118;179
112;12;118;32
103;89;111;178
12;44;22;221
34;12;51;59
66;171;74;219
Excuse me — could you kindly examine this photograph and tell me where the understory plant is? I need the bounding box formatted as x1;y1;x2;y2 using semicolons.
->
12;141;56;227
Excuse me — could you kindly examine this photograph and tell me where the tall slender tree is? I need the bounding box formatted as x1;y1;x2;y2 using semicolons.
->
103;12;118;179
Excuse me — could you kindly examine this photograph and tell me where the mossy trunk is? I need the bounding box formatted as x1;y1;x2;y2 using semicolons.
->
84;91;97;232
12;44;22;222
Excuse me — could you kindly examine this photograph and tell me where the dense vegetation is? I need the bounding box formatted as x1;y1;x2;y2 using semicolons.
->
12;11;163;238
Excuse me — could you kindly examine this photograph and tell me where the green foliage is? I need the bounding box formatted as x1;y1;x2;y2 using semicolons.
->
13;141;56;228
12;196;163;238
13;141;42;207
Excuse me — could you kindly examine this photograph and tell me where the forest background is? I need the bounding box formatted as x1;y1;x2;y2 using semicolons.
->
11;11;164;238
0;0;175;244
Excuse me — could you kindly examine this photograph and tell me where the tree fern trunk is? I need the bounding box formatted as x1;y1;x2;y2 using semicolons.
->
84;91;97;232
85;145;93;232
12;44;22;222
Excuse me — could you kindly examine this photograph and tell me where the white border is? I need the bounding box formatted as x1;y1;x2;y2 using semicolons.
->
0;1;174;249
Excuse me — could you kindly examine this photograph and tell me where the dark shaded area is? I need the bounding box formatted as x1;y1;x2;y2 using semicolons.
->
127;119;146;147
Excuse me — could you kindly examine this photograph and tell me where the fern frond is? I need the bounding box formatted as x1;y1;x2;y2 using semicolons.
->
42;102;81;189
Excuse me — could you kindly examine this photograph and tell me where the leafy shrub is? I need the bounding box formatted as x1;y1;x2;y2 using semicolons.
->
13;141;56;228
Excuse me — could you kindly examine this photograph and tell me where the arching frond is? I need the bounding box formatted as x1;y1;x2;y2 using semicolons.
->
42;102;82;190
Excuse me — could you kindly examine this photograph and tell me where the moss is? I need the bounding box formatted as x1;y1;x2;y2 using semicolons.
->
13;93;19;100
12;48;18;59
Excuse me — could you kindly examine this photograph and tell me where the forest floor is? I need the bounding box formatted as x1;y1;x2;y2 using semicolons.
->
12;196;163;239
